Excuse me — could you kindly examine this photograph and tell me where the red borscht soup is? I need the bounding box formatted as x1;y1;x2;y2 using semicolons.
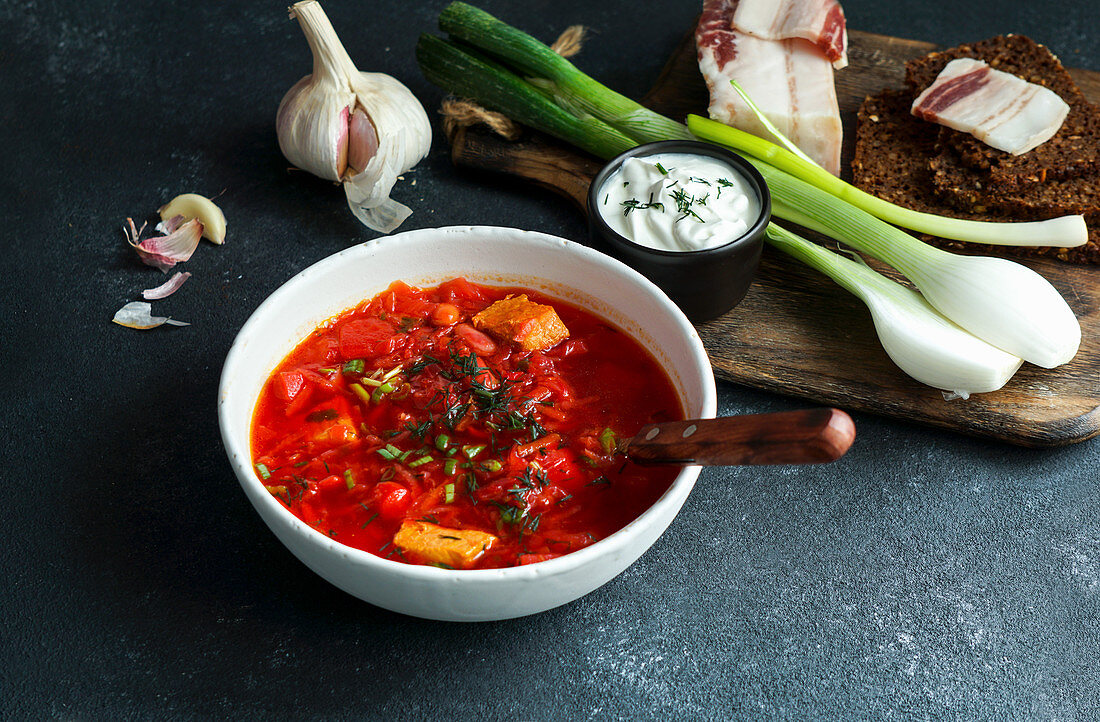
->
250;278;683;569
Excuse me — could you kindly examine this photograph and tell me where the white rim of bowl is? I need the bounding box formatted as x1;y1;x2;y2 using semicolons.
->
219;225;717;583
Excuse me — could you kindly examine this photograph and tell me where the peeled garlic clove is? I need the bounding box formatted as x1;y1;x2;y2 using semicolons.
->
158;193;227;245
277;1;431;233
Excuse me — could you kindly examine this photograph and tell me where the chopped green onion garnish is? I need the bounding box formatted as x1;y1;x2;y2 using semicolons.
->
435;434;451;451
342;359;365;375
344;469;356;489
444;483;456;504
255;463;271;480
360;377;383;387
462;444;486;459
349;383;372;404
399;449;414;462
382;365;403;381
444;458;458;475
371;381;395;403
599;427;617;454
483;459;502;473
377;443;402;460
655;162;668;175
408;455;433;468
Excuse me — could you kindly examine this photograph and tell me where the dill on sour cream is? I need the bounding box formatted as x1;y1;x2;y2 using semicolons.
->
598;152;760;252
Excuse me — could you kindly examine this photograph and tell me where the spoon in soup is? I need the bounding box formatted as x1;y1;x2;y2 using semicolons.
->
618;408;855;466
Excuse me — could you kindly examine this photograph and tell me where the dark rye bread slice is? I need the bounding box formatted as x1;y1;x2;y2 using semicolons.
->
852;89;1100;264
905;35;1100;187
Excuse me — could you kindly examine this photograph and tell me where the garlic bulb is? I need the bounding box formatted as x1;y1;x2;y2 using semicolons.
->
277;1;431;233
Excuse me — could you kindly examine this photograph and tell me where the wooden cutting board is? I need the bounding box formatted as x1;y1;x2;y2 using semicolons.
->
445;29;1100;447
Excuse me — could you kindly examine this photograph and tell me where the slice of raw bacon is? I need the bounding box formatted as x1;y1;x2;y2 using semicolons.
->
697;0;843;175
911;58;1070;156
730;0;848;68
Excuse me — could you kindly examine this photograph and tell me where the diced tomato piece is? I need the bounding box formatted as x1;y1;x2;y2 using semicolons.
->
284;383;315;416
372;481;411;521
318;474;344;492
339;318;400;358
517;553;559;565
551;339;588;357
275;371;305;401
454;323;497;355
438;277;485;303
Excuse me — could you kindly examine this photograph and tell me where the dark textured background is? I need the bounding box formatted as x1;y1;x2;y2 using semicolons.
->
2;0;1099;718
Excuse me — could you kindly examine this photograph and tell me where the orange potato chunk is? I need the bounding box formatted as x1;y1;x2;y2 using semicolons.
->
392;520;497;569
472;295;570;351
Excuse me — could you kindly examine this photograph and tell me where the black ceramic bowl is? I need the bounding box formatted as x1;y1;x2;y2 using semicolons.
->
587;140;771;322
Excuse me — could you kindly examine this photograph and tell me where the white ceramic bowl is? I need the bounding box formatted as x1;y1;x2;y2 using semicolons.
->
218;226;716;621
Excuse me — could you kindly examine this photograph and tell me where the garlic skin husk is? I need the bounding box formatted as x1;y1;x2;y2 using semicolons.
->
277;1;431;233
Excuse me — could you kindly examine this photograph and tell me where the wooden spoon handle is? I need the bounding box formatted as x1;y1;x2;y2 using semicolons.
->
622;408;856;466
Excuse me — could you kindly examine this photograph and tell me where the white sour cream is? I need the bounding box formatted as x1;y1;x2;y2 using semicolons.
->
597;152;760;252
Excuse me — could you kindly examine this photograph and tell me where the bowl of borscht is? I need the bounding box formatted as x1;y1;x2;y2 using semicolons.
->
219;225;716;621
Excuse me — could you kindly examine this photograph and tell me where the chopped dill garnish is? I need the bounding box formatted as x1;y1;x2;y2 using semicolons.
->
621;193;665;216
670;187;704;223
406;355;440;376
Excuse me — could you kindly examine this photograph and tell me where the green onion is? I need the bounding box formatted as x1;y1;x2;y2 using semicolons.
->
371;381;395;403
255;463;271;480
382;365;403;381
408;455;433;468
435;434;451;451
765;224;1022;395
598;427;617;454
377;444;402;460
754;177;1081;368
342;359;365;375
444;483;456;504
349;383;372;405
419;2;1082;371
344;469;356;489
462;444;486;459
444;458;458;476
415;33;636;160
437;2;692;145
686;112;1087;249
483;459;502;473
360;377;383;388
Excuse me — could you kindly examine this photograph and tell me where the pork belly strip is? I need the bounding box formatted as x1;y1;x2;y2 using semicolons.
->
696;0;843;175
911;58;1070;156
730;0;848;68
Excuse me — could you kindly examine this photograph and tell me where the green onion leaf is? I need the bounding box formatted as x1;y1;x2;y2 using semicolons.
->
349;383;372;405
408;455;433;468
342;359;365;375
444;483;456;504
435;434;451;451
255;463;271;480
462;444;486;459
599;427;617;454
344;469;356;489
444;458;458;476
